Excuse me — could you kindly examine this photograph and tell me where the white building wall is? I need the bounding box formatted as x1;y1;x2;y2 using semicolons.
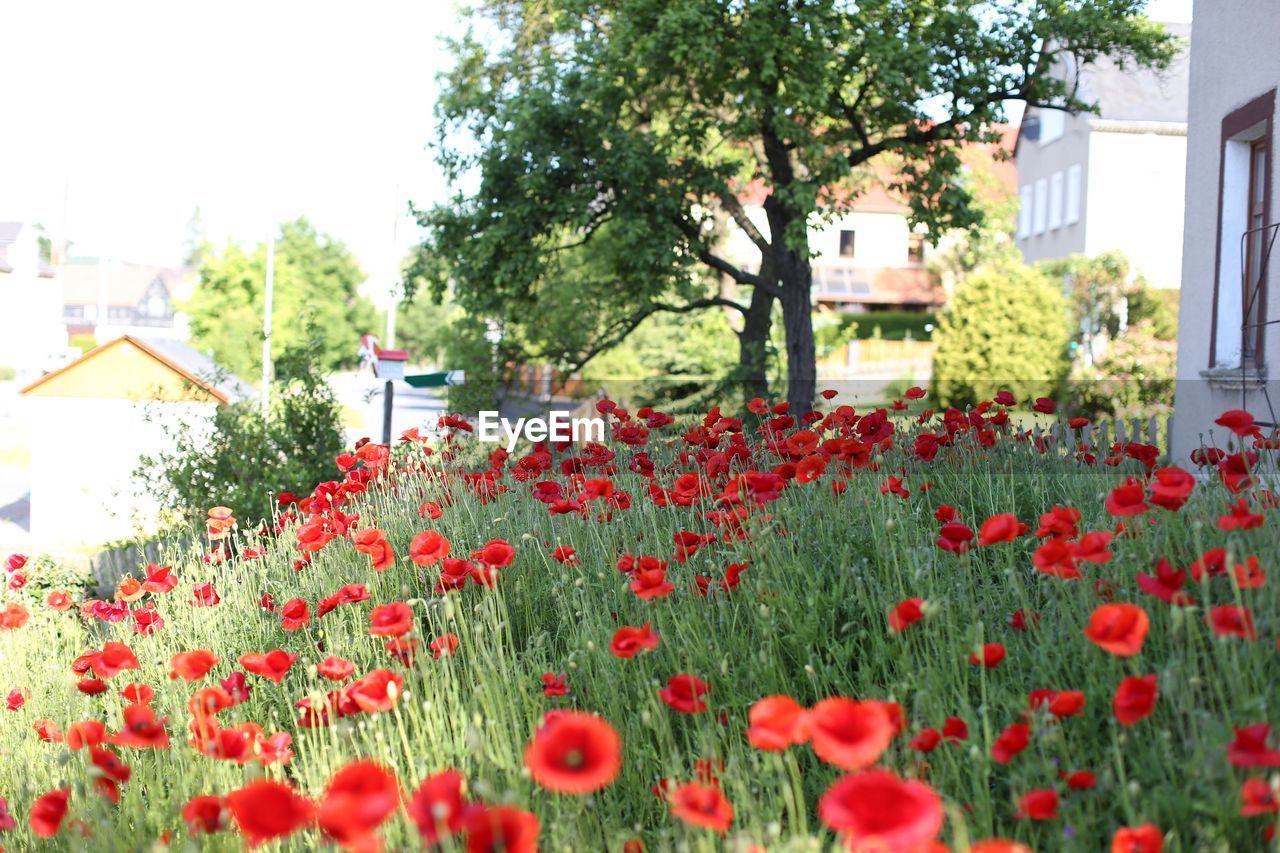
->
811;211;913;268
24;396;216;546
1171;0;1280;461
1083;129;1188;289
0;229;67;378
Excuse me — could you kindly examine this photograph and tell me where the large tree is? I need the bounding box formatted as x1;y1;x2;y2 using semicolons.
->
416;0;1175;412
187;218;378;378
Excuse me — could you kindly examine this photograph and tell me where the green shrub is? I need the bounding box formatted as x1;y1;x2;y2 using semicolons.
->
815;311;936;357
932;264;1071;408
135;337;345;527
0;365;14;382
1071;319;1177;418
68;334;98;353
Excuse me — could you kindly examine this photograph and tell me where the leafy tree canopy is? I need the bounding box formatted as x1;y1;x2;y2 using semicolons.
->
415;0;1176;411
186;218;378;378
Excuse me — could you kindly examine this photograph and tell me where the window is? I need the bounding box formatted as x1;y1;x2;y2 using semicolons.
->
1243;138;1269;363
1032;179;1048;235
907;233;925;265
1049;171;1064;230
1065;165;1082;225
1039;109;1065;146
1211;90;1274;369
1018;185;1033;238
838;229;856;259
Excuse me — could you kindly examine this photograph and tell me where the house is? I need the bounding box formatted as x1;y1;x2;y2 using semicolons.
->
1014;22;1191;290
0;223;68;377
60;258;192;342
19;335;253;546
1170;0;1279;460
721;130;1017;313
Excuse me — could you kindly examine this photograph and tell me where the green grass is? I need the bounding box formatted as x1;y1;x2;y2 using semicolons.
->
0;401;1276;851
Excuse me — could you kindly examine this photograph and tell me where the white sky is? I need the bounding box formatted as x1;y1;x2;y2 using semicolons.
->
0;1;463;307
0;0;1191;308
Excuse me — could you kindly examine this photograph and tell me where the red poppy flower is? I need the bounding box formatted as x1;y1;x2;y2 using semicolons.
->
1216;408;1259;437
1137;559;1195;606
1032;396;1056;414
462;805;539;852
969;643;1006;668
29;788;70;838
1219;498;1265;531
169;650;220;682
1083;603;1149;656
318;760;401;850
348;669;404;713
1047;690;1086;718
1065;770;1096;790
1233;556;1266;589
109;702;170;748
227;779;315;847
1240;778;1279;816
0;602;29;630
280;598;310;631
5;687;26;711
610;623;660;658
46;589;73;610
1208;605;1257;640
659;674;709;714
1113;675;1158;725
807;697;896;770
669;781;733;833
1032;538;1080;579
368;601;414;637
992;722;1030;763
978;513;1028;545
889;598;926;631
182;795;228;834
430;634;460;659
1105;477;1149;516
942;716;968;742
1015;788;1059;820
630;568;675;600
1074;531;1113;564
524;710;622;794
472;538;516;569
318;656;356;681
405;769;466;844
190;582;221;606
1148;466;1196;511
90;745;131;802
910;728;942;752
936;522;975;553
541;673;569;697
746;695;809;751
239;650;299;683
353;528;396;571
91;641;140;680
66;720;107;750
1111;823;1164;852
1227;724;1280;767
120;683;154;705
818;769;943;848
410;530;451;566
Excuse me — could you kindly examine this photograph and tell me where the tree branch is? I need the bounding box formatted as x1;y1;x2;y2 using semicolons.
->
716;189;771;256
671;214;783;297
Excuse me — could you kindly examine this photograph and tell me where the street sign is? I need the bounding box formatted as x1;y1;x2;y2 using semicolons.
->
405;370;466;388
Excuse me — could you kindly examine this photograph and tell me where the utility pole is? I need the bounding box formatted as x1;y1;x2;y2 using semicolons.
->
261;231;275;415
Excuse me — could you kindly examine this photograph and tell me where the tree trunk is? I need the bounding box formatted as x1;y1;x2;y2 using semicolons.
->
778;256;816;416
736;283;774;403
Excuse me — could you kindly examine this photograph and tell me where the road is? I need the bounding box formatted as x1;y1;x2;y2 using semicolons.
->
328;370;450;445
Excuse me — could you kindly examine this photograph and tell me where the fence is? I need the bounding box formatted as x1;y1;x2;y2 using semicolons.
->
1033;414;1172;457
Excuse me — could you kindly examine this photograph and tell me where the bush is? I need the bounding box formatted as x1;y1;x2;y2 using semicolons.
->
814;311;936;357
135;338;345;527
1071;319;1177;418
68;334;98;353
932;264;1070;408
0;365;14;382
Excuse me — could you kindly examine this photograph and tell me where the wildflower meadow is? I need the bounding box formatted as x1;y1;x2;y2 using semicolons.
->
1;390;1277;852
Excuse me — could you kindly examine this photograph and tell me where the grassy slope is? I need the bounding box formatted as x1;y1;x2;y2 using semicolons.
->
0;406;1275;851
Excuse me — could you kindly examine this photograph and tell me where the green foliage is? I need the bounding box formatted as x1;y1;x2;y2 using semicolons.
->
932;264;1071;408
135;336;345;527
9;554;93;602
1126;284;1180;341
186;218;378;378
583;306;744;412
1071;319;1177;418
814;311;936;357
68;334;97;353
0;365;14;382
416;0;1176;407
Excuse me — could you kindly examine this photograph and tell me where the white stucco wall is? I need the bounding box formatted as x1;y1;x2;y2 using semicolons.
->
0;229;67;377
1084;129;1188;289
721;206;915;275
1171;0;1280;461
23;396;216;547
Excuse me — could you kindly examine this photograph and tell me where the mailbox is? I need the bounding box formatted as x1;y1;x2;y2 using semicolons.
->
374;349;408;380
